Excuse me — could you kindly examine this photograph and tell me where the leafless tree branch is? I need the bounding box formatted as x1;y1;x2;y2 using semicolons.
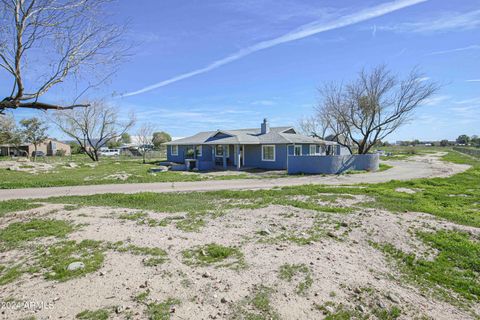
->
308;65;439;154
0;0;129;113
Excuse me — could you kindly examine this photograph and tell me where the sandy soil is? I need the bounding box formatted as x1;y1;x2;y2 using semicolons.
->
0;152;470;201
1;199;478;320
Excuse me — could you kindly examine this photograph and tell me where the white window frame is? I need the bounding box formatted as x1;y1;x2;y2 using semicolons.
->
215;145;229;157
171;145;178;156
262;145;276;161
294;145;302;156
196;145;202;157
309;145;317;155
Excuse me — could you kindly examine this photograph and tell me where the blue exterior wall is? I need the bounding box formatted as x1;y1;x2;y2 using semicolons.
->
167;145;214;163
243;144;288;170
287;154;379;174
167;144;235;169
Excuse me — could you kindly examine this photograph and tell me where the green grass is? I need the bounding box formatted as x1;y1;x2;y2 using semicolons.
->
378;163;393;172
315;302;401;320
232;285;280;320
0;239;169;285
109;242;168;266
147;298;181;320
0;155;287;189
42;150;480;230
379;145;442;160
135;289;150;303
182;243;245;268
0;265;23;285
45;189;353;216
278;263;313;295
76;308;110;320
0;200;42;217
376;230;480;303
0;219;74;249
37;240;105;281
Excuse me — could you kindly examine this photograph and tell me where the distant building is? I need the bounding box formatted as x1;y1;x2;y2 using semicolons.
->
0;139;71;157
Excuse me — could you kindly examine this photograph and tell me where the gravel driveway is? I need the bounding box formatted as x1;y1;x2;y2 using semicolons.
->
0;153;469;201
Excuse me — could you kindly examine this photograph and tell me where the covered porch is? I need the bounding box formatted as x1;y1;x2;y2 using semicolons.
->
186;144;244;170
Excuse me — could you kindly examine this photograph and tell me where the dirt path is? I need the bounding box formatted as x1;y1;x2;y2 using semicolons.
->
0;152;469;200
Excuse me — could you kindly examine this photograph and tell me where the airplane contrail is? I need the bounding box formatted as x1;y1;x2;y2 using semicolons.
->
122;0;427;97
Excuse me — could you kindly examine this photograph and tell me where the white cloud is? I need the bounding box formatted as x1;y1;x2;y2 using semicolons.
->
427;45;480;56
379;10;480;34
122;0;427;97
421;95;450;106
251;100;276;106
417;76;430;82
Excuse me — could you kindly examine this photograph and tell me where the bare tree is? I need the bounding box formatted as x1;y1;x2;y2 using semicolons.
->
52;100;135;161
311;65;439;154
0;0;128;113
136;123;154;164
19;117;48;161
299;116;322;138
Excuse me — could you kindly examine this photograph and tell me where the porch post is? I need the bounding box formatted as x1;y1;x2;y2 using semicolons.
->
233;145;237;166
222;145;227;169
236;144;241;170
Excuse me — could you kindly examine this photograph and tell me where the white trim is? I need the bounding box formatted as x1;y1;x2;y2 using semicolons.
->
294;145;302;156
214;145;229;157
262;145;276;161
171;145;178;156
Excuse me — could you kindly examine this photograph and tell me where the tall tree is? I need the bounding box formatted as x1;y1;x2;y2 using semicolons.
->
0;114;16;144
19;117;48;161
309;65;439;154
0;0;128;113
0;114;24;155
52;100;135;161
456;134;470;145
440;139;449;147
120;132;132;144
152;131;171;149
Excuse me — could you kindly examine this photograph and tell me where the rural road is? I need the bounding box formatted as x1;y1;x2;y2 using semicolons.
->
0;153;469;201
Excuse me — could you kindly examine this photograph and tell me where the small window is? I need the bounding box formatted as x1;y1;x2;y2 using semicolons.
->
294;145;302;156
262;145;275;161
309;145;317;155
215;145;229;157
171;145;178;156
197;145;202;157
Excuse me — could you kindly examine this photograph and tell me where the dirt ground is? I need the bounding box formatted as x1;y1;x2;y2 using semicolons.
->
1;198;478;320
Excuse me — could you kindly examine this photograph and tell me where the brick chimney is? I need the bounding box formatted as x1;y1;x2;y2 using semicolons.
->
261;118;270;134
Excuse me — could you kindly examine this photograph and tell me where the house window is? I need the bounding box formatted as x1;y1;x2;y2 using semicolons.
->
309;145;317;155
262;145;275;161
294;145;302;156
215;145;229;157
196;145;202;157
171;145;178;156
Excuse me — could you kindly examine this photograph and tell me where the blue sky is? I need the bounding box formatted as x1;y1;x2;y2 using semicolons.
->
9;0;480;141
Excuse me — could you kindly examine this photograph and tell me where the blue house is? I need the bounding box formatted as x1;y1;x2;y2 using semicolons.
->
164;119;341;171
